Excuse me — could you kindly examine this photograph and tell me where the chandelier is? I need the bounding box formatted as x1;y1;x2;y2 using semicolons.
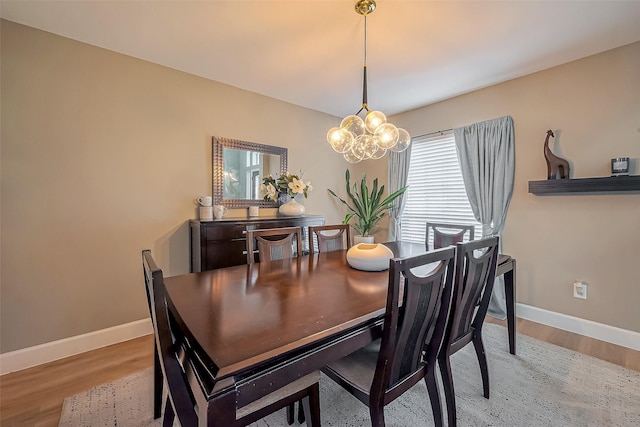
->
327;0;410;163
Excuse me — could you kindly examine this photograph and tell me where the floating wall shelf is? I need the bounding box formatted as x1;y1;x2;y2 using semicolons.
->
528;176;640;195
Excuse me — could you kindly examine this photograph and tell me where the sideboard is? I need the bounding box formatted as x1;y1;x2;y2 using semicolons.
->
189;215;325;272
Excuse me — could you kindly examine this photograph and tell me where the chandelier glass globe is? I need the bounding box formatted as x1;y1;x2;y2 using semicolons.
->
365;111;386;134
389;128;411;152
374;123;399;149
340;115;366;137
327;127;355;153
343;150;361;164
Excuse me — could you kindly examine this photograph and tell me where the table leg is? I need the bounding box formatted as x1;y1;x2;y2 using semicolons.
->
504;259;516;355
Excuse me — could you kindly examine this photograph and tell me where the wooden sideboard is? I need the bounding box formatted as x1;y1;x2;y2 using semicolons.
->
189;215;325;272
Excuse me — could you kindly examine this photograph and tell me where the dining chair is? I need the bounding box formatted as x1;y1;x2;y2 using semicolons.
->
322;247;457;427
426;222;475;250
142;250;321;426
438;236;499;427
246;226;303;265
245;226;311;424
308;224;351;255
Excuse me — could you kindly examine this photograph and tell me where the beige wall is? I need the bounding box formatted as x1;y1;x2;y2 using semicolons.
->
391;41;640;333
0;21;353;352
2;20;639;355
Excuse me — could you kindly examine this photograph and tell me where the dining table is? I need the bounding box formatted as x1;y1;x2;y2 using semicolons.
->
163;240;516;425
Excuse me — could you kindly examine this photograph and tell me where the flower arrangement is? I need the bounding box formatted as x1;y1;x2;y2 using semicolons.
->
260;171;312;202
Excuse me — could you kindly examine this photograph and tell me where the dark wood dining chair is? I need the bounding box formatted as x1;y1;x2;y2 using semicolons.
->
246;226;303;264
322;247;457;427
142;250;321;426
438;236;499;427
426;222;475;250
308;224;351;255
245;227;311;424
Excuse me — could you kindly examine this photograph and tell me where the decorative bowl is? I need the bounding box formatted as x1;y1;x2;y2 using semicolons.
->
346;243;394;271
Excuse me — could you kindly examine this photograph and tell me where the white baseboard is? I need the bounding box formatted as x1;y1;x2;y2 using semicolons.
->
516;303;640;352
0;319;152;375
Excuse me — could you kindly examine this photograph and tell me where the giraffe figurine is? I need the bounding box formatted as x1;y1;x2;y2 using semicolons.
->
544;130;570;179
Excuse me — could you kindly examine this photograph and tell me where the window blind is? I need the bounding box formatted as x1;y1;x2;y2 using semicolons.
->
400;132;481;246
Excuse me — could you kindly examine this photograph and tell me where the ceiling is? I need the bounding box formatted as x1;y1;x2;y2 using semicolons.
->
2;1;640;118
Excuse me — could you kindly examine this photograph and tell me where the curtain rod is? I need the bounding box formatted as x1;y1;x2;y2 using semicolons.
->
413;128;454;139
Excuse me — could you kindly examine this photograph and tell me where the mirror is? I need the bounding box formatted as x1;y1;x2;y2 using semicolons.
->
212;136;288;208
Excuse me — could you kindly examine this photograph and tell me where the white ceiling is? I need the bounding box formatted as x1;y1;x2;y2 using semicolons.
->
2;1;640;117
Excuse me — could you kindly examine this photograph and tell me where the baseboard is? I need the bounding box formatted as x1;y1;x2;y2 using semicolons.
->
517;303;640;352
0;319;152;375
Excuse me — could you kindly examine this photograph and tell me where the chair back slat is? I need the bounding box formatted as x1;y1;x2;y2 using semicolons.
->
448;237;499;347
374;247;456;393
246;227;303;264
309;224;351;255
426;222;475;250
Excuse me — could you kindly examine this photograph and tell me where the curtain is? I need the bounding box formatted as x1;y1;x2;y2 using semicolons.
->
454;116;515;319
387;147;412;240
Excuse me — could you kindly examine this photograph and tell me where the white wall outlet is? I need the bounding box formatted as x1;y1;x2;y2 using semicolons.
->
573;281;587;299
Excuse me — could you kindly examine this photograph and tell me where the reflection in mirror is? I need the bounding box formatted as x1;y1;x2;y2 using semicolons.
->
223;149;281;200
213;137;287;208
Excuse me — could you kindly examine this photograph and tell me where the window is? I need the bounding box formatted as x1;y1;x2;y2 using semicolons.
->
399;132;481;246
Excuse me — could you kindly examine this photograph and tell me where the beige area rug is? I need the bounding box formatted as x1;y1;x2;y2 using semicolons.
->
59;323;640;426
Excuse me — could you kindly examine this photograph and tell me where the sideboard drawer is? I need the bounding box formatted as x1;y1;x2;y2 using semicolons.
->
190;215;325;272
205;225;247;241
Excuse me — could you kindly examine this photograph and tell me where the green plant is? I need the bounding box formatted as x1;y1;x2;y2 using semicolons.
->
328;169;408;237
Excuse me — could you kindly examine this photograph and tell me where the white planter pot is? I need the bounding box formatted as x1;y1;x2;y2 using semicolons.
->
353;235;375;244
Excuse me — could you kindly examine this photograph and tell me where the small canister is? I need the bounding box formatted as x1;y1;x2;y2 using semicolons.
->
611;157;629;176
199;206;213;221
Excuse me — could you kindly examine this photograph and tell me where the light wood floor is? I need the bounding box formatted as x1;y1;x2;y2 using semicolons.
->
1;318;639;426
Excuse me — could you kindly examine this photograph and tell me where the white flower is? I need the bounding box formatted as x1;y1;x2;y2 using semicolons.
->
288;177;306;195
260;183;277;201
261;170;312;201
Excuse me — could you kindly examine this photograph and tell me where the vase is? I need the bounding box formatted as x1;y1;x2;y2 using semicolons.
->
353;235;375;244
278;195;305;216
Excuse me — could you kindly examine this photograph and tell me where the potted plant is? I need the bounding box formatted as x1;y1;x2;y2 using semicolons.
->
328;169;408;243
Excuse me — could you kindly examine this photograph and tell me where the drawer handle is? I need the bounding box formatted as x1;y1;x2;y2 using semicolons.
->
242;250;247;255
242;230;247;235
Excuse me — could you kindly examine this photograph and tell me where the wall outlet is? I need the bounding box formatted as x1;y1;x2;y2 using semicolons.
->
573;281;587;299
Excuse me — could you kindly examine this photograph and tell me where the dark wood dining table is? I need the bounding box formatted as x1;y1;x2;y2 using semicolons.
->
164;241;516;425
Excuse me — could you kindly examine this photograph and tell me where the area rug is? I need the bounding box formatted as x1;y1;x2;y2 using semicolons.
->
59;323;640;426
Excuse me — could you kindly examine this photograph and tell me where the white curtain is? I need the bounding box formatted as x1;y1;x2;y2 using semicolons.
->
454;116;515;319
387;148;412;240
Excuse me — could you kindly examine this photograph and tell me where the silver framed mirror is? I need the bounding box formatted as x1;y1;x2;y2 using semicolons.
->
212;136;288;208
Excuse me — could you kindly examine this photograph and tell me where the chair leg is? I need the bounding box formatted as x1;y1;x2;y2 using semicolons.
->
472;332;490;399
286;403;295;425
303;383;321;427
153;346;163;419
162;395;175;427
438;354;457;427
369;404;386;427
504;261;517;355
297;399;305;424
424;367;444;427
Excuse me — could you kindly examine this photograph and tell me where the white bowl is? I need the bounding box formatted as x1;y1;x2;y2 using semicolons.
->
346;243;394;271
